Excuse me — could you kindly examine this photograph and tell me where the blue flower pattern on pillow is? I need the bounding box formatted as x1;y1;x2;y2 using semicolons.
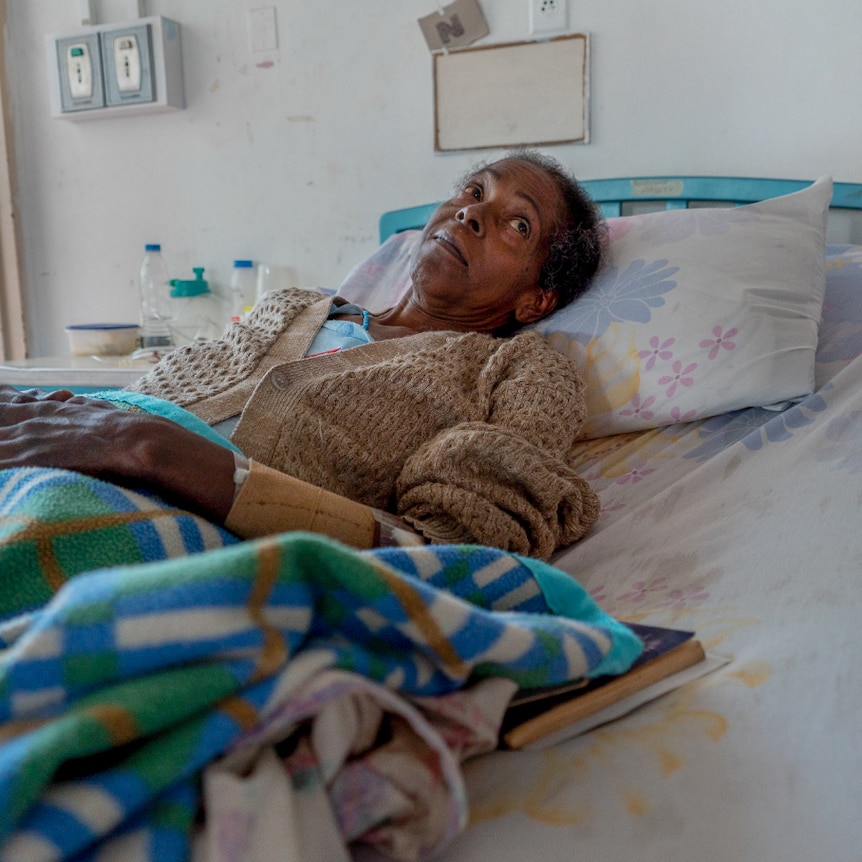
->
636;205;762;243
560;259;679;344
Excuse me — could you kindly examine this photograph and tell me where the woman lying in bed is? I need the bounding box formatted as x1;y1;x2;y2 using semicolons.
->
0;150;604;560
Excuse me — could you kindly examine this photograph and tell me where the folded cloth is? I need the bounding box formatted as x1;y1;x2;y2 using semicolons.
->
198;667;516;862
0;535;641;862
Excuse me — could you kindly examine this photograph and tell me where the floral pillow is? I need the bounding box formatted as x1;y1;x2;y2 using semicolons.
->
338;176;833;439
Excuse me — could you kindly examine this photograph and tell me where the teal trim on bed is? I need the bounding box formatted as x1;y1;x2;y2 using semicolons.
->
14;385;121;395
379;176;862;241
379;203;439;243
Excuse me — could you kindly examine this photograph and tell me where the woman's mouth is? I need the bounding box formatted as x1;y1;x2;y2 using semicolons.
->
433;231;467;266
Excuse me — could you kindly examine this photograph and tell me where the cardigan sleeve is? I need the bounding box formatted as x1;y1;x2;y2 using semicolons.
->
395;333;600;560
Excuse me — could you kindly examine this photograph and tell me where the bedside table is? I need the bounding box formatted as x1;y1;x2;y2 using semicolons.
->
0;355;156;392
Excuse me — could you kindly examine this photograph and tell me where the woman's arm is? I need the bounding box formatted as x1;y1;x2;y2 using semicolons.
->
395;333;600;559
0;386;423;550
397;422;599;559
0;386;237;524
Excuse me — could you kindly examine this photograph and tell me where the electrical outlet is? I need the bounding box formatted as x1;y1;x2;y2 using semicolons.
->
529;0;567;35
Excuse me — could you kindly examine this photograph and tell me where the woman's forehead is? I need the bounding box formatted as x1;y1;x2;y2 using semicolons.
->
478;158;566;230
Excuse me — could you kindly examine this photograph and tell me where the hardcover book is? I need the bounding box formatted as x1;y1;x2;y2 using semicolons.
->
502;622;723;750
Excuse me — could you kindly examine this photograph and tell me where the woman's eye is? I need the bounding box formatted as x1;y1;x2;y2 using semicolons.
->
463;183;482;201
510;218;530;237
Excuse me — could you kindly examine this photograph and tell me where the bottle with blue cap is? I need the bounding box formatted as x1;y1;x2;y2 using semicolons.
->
229;259;256;323
139;243;173;347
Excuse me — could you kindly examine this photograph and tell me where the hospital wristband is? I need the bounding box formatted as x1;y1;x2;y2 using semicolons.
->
233;451;251;501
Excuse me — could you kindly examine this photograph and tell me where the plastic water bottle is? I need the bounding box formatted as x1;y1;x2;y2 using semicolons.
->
229;259;256;323
139;243;173;347
169;267;225;345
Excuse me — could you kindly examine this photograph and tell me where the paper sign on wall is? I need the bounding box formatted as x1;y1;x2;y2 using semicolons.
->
418;0;489;52
433;34;589;151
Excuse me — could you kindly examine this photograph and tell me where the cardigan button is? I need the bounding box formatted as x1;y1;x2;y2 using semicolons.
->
271;370;288;389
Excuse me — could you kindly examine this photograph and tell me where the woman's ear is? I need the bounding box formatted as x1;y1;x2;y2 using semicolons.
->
515;286;558;324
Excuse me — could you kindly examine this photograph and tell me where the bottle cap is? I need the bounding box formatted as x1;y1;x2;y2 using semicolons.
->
145;243;161;252
169;267;211;297
233;259;254;268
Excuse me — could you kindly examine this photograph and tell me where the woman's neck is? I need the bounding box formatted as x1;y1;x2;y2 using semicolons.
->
370;295;493;339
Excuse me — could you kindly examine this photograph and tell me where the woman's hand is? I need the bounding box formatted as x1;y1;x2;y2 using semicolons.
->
0;386;137;474
0;386;237;524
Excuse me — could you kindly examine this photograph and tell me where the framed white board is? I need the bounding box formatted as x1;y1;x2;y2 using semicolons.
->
433;34;589;152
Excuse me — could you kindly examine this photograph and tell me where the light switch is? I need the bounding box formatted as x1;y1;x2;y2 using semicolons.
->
55;32;104;111
66;44;93;98
249;7;278;53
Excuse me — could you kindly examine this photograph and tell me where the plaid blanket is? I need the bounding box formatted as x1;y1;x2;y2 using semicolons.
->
0;467;239;619
0;390;242;620
0;532;641;861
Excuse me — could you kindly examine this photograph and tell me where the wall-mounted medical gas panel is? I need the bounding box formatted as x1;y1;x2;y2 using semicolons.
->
46;16;183;120
54;32;106;112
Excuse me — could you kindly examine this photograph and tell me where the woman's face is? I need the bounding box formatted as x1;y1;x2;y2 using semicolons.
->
408;158;566;333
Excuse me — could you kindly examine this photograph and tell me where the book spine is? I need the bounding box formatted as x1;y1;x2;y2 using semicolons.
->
503;639;706;749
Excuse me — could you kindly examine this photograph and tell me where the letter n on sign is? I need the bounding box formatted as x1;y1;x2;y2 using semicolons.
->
418;0;489;52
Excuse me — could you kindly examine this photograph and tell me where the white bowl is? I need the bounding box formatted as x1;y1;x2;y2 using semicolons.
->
65;323;140;356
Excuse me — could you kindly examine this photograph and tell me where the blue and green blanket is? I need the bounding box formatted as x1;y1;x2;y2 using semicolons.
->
0;457;641;860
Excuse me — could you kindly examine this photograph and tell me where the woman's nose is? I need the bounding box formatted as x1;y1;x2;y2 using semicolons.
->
456;204;484;235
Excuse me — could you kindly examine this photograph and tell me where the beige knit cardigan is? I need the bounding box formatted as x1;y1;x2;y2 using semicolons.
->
130;288;599;559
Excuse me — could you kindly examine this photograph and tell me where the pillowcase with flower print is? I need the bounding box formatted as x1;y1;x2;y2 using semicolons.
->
338;176;833;440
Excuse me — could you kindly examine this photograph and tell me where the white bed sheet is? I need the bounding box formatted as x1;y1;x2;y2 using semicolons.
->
422;244;862;862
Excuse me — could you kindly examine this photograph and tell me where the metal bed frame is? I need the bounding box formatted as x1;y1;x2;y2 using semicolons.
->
379;176;862;242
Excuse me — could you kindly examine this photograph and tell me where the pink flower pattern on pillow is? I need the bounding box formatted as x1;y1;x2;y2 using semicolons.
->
669;405;698;423
620;393;656;421
639;336;675;370
658;360;698;398
700;326;738;360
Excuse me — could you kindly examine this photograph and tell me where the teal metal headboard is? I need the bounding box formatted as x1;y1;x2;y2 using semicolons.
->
379;176;862;242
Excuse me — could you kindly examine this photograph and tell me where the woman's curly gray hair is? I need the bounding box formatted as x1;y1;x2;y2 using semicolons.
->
477;148;606;310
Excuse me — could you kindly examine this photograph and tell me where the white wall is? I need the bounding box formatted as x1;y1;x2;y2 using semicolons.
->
5;0;862;356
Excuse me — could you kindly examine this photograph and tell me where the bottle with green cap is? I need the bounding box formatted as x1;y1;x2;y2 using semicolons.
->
168;267;225;345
